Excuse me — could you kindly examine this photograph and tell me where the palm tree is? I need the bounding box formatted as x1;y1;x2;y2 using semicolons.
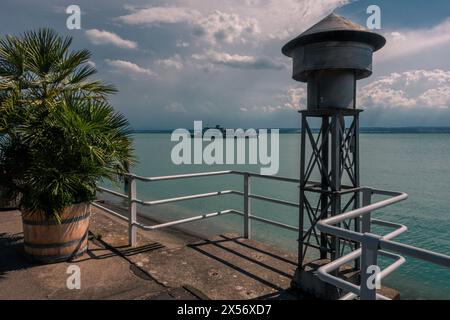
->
0;29;135;262
1;94;135;217
0;28;116;132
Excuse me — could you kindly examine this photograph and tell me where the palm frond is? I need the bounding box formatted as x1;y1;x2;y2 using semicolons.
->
0;29;136;220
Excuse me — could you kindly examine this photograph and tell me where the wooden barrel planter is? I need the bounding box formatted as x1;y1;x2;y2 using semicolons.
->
21;202;90;263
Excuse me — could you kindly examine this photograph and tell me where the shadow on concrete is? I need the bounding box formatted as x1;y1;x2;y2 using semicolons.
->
190;244;284;291
252;289;309;300
85;233;169;289
0;230;164;279
219;235;298;266
188;235;303;299
0;232;33;278
74;239;164;262
114;243;165;256
191;236;293;279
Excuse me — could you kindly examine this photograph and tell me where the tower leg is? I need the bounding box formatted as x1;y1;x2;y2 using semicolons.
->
330;114;342;261
320;116;329;259
298;114;307;267
292;109;361;299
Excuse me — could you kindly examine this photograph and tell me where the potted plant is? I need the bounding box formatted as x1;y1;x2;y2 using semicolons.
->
0;29;134;262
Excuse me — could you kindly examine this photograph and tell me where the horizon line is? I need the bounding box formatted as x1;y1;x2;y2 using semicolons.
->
131;126;450;133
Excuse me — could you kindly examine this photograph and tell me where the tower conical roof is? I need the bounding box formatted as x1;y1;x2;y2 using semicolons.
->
282;13;385;57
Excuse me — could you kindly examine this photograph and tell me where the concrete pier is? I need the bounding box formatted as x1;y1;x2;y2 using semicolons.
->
0;208;299;300
0;207;399;300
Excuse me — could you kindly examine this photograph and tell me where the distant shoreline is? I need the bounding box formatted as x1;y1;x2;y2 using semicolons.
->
132;127;450;134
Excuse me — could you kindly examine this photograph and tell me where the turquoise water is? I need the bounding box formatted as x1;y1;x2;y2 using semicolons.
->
100;133;450;300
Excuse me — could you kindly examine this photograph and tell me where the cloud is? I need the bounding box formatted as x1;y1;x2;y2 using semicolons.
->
105;59;157;77
282;87;307;110
118;7;259;45
180;0;349;40
359;69;450;109
240;105;286;113
379;19;450;61
239;67;450;115
240;86;307;113
115;0;349;44
194;10;260;45
192;51;284;70
85;29;138;49
261;0;350;39
419;87;450;108
117;6;200;25
176;40;190;48
155;55;184;70
164;102;187;113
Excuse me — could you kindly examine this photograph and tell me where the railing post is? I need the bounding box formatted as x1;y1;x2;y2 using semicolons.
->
244;173;251;239
362;188;372;233
360;233;381;300
360;189;376;300
128;176;137;247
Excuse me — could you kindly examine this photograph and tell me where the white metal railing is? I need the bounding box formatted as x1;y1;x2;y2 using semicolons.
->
92;170;308;247
317;187;450;300
92;170;450;300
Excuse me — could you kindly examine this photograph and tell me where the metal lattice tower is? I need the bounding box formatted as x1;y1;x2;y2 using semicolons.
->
298;108;362;265
282;13;386;268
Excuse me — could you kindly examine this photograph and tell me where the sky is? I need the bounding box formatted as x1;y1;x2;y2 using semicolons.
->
1;0;450;129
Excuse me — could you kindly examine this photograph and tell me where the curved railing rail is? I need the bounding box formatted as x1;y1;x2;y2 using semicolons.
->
317;187;450;300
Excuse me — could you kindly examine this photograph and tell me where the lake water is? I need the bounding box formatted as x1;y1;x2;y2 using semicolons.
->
100;133;450;300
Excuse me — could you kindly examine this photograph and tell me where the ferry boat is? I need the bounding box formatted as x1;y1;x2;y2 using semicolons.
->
190;125;258;139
